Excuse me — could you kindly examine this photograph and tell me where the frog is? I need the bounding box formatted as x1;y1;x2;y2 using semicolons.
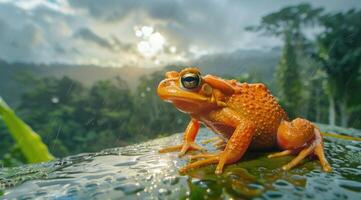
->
157;67;332;175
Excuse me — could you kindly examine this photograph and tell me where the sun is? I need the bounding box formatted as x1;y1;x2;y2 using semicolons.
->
135;26;166;57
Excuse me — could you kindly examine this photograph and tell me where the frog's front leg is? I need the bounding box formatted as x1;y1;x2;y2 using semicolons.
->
180;108;256;175
159;118;204;156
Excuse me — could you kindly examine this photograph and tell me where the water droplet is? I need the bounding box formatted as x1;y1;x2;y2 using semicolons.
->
158;188;171;195
67;186;80;194
162;176;179;185
116;176;126;181
338;179;361;192
273;179;293;189
114;161;137;167
85;183;98;189
146;175;153;181
51;96;59;104
248;183;264;190
265;191;283;198
114;183;144;194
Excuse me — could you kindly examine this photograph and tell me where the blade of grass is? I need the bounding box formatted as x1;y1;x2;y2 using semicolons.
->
0;97;54;163
322;132;361;141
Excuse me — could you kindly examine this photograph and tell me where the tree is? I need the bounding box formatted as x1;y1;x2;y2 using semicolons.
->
17;76;86;156
276;31;302;117
316;9;361;127
80;79;133;148
247;3;324;118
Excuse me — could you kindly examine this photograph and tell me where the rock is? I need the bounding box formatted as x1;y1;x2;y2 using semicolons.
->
1;126;361;199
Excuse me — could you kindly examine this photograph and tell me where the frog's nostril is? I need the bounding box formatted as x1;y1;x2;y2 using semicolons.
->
162;80;170;87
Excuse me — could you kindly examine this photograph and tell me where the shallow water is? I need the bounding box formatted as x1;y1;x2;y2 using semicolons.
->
1;125;361;199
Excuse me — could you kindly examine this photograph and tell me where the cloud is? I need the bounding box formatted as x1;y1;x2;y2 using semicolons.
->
68;0;244;52
73;28;135;54
0;1;84;63
0;0;360;67
74;28;114;50
0;18;42;62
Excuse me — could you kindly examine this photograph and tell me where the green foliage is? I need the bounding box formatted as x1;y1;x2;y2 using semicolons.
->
248;3;324;118
15;76;134;157
246;3;323;36
276;31;302;117
0;97;54;164
315;9;361;126
248;3;361;127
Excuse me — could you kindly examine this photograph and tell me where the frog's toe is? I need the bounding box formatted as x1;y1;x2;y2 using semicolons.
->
159;144;183;153
178;142;205;157
314;142;333;172
267;150;293;158
201;137;221;144
159;142;205;156
282;145;315;171
179;156;219;173
189;153;219;160
214;140;226;149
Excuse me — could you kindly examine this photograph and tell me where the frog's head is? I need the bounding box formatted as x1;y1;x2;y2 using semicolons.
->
157;68;220;114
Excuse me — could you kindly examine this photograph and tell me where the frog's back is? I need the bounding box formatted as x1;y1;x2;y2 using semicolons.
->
227;83;288;149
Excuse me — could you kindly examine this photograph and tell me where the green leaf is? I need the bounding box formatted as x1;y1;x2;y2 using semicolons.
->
0;97;54;163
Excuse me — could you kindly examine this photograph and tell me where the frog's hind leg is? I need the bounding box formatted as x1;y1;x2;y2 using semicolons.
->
271;118;332;172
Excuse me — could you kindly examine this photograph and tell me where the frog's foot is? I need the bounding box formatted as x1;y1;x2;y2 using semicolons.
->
179;153;220;174
159;142;205;157
281;143;317;171
281;141;332;172
275;118;332;172
180;150;242;175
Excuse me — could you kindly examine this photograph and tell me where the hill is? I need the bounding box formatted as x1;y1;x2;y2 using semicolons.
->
191;48;280;84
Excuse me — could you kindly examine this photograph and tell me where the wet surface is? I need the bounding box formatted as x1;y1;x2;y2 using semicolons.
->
0;125;361;199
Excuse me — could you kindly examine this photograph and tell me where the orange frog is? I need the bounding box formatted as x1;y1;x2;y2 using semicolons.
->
157;68;332;175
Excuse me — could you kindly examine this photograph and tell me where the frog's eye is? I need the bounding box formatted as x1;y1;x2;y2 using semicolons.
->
180;73;201;90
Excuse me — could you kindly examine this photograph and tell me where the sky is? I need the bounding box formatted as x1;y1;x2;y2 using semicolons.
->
0;0;359;68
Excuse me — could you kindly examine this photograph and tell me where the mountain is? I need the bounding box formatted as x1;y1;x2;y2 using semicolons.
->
191;48;281;84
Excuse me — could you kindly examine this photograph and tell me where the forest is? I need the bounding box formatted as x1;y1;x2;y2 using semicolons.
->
0;4;360;167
